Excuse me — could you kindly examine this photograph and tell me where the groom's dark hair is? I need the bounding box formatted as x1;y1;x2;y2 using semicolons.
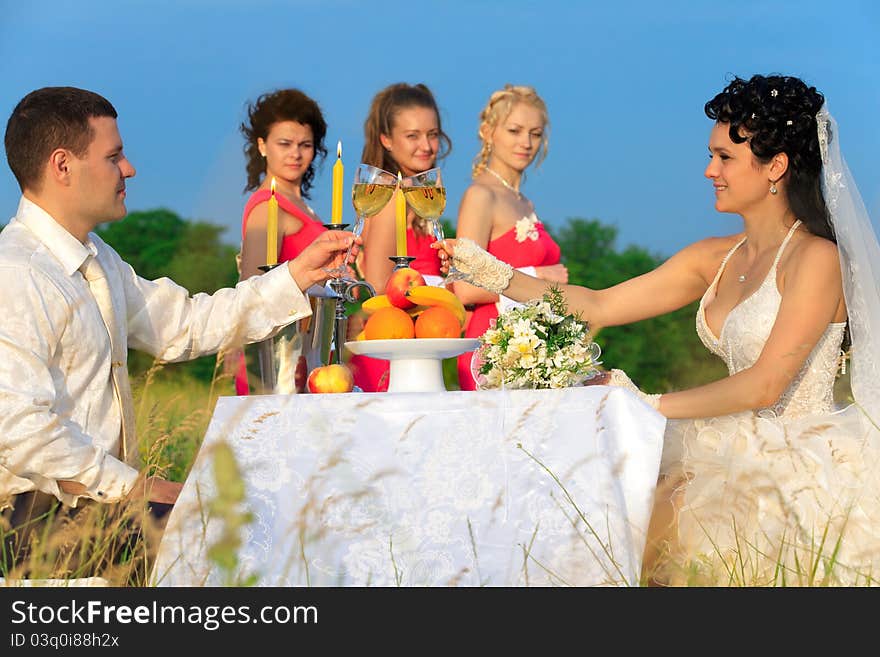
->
5;86;117;192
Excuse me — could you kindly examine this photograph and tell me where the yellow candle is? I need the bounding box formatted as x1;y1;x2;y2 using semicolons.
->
331;141;343;224
395;172;407;257
266;177;278;266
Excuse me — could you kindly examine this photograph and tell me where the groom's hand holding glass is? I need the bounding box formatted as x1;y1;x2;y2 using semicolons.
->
293;229;362;288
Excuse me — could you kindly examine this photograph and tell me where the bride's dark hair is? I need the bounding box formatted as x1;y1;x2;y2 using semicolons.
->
705;74;833;242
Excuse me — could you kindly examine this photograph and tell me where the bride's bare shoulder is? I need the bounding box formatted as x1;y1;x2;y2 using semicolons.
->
678;232;745;261
784;231;840;274
667;233;746;282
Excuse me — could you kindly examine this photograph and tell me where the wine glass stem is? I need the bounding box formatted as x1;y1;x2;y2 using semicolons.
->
430;217;444;243
337;216;364;276
430;218;461;279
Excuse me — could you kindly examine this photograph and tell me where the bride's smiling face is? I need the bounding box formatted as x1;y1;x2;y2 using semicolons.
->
705;122;775;215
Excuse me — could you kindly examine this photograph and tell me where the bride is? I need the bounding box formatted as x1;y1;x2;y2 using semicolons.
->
436;74;880;585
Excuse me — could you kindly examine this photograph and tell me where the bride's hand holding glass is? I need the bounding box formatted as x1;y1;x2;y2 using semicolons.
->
431;237;457;275
401;167;465;283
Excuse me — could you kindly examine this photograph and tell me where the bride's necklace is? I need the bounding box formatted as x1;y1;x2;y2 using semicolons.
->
737;239;751;283
485;167;522;200
736;221;802;283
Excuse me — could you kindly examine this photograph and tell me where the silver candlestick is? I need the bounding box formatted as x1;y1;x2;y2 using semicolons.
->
388;255;416;270
326;277;375;365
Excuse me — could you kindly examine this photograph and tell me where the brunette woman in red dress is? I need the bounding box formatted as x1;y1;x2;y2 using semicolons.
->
349;83;452;392
232;88;329;394
454;85;569;390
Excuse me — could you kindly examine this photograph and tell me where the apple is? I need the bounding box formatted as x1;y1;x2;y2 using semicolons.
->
306;363;355;394
385;267;426;309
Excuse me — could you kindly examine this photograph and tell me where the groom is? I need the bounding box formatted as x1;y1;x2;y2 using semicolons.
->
0;86;356;567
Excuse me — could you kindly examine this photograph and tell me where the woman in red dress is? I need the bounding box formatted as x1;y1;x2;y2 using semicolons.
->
233;88;329;394
349;83;452;391
454;85;569;390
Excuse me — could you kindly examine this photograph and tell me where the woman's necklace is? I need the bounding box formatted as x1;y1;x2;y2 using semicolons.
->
485;167;522;200
737;221;803;283
737;239;749;283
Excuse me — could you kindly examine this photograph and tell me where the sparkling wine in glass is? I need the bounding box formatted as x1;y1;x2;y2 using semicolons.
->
325;163;397;280
401;168;465;282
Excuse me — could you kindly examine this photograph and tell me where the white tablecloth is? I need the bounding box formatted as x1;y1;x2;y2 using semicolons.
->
152;387;665;587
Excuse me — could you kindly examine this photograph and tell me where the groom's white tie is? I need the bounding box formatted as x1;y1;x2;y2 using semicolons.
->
80;255;140;468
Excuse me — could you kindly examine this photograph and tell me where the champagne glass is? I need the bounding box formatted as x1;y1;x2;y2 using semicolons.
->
325;163;397;281
401;168;465;282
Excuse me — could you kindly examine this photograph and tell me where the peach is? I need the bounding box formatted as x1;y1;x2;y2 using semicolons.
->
307;363;355;393
385;267;426;309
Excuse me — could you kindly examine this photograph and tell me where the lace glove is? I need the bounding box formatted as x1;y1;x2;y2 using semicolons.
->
607;368;662;411
453;238;514;294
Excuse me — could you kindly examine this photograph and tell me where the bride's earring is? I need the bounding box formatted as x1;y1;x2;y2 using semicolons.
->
769;179;779;195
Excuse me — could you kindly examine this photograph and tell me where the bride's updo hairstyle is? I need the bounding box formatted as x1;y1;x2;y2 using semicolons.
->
705;74;833;241
472;84;550;178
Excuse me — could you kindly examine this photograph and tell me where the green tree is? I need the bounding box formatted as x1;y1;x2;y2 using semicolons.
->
96;209;187;280
552;218;726;392
164;222;239;294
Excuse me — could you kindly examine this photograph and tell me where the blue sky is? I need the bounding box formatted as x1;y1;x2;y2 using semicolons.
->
1;0;877;257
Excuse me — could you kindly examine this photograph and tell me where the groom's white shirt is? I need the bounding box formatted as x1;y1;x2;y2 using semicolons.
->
0;197;312;508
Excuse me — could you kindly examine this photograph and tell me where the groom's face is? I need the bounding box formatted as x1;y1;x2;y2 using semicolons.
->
68;117;137;229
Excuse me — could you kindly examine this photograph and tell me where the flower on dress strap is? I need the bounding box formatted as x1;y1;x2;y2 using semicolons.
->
515;212;540;243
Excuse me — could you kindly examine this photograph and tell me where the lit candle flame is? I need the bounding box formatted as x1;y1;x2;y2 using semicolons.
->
270;177;276;195
337;140;342;159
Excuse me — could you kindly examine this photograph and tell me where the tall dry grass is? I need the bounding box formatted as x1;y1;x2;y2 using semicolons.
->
0;361;230;586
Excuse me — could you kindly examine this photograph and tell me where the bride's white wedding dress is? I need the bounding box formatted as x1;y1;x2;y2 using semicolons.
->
662;221;880;585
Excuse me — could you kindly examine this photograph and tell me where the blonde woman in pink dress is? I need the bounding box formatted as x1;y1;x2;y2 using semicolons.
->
453;85;568;390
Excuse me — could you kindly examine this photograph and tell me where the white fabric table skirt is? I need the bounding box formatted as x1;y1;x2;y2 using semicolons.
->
152;387;665;587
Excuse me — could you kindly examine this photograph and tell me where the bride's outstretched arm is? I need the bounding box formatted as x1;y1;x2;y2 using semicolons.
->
439;236;715;329
438;234;845;419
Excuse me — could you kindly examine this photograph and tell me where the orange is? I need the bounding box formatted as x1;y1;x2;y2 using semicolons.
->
364;306;416;340
414;306;462;339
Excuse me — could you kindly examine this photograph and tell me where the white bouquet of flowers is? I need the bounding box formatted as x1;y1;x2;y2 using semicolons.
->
471;287;602;390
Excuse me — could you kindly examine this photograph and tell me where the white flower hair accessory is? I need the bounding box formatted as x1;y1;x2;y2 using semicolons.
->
515;212;540;243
